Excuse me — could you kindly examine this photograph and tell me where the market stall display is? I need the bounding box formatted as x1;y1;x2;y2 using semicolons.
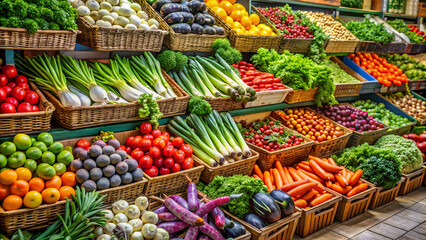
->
382;92;426;124
344;17;394;45
387;19;426;44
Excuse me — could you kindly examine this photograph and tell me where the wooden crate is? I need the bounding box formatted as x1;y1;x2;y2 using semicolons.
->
284;88;318;104
330;56;366;98
325;40;359;53
335;181;376;222
233;112;315;171
369;178;404;209
399;166;426;195
244;87;293;108
295;189;342;237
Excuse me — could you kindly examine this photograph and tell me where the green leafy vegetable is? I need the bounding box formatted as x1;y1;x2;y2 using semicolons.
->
188;96;212;116
345;17;394;44
137;94;163;129
341;0;363;8
211;39;242;65
387;19;425;43
320;59;359;84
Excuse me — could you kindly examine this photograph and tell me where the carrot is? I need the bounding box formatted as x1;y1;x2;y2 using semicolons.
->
341;167;347;178
313;158;342;172
346;183;368;197
298;164;314;173
275;161;287;183
335;173;348;186
328;158;337;166
305;207;311;210
313;182;326;193
326;172;335;182
294;199;307;208
253;174;261;180
269;169;275;185
288;167;304;181
263;171;274;192
345;170;353;184
325;180;333;188
308;156;324;162
311;193;332;206
273;169;283;189
298;169;324;183
283;167;294;184
253;165;263;180
297;169;325;191
301;190;316;201
331;183;345;194
299;161;309;166
288;182;318;197
280;179;309;192
309;160;330;180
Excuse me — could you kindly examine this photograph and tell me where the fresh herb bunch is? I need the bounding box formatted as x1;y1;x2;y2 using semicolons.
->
137;94;163;129
188;96;212;116
387;19;425;43
341;0;363;8
0;0;77;34
344;17;394;45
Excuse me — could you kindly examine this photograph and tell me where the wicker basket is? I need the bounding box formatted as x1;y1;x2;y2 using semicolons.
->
356;41;379;52
243;87;293;108
44;70;189;129
330;57;365;97
193;150;259;183
0;82;54;137
295;189;342;238
209;6;283;52
284;88;318;104
369;178;404;209
0;27;78;50
76;17;167;52
233;112;315;171
385;121;417;136
206;97;244;112
279;38;314;54
137;0;226;52
399;166;426;195
325;40;359;53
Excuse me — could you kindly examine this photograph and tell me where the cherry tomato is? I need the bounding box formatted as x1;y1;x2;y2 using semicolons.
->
180;144;193;158
7;82;16;89
119;145;126;151
152;138;166;150
2;86;11;97
125;146;132;155
170;163;181;173
17;102;32;112
142;134;154;141
17;82;29;90
164;157;174;168
0;103;16;113
140;138;152;152
24;90;39;105
131;149;144;161
173;149;185;164
139;155;153;169
0;75;7;86
148;146;161;158
159;167;170;175
140;122;152;134
158;135;169;144
144;166;158;177
163;145;175;158
154;156;164;168
11;87;25;101
181;157;194;170
15;75;28;84
2;65;17;79
161;132;170;142
77;139;91;149
172;137;183;148
133;135;143;149
151;129;161;139
126;136;135;148
0;88;6;103
31;105;39;112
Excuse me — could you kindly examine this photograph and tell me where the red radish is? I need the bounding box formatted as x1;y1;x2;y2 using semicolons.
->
15;75;28;84
158;212;179;221
156;221;189;233
2;86;11;97
5;97;18;107
0;75;7;86
2;65;17;79
186;176;199;211
11;87;25;101
211;207;225;229
0;103;16;113
199;222;225;240
170;195;189;209
24;90;39;105
185;226;199;240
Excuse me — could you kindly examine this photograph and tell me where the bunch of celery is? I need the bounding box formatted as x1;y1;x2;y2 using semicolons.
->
169;54;256;102
168;110;251;166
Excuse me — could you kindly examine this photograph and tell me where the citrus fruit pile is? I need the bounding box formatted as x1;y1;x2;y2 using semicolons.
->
0;132;76;211
207;0;275;36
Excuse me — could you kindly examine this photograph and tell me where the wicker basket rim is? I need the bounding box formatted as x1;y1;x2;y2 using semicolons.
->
143;165;205;180
296;188;342;214
401;166;426;178
0;27;81;34
78;17;168;35
193;149;259;170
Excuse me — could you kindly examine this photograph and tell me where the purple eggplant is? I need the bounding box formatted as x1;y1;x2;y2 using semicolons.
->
158;212;180;221
186;176;199;211
157;221;189;233
184;226;199;240
170;195;189;209
211;207;225;229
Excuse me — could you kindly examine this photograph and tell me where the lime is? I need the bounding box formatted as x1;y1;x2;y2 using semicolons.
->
32;142;48;152
37;132;53;147
0;154;7;168
41;151;55;165
48;142;63;154
26;147;42;160
0;141;16;155
13;134;32;150
53;163;66;176
57;150;73;166
30;137;37;145
24;159;38;172
36;163;56;180
8;151;26;168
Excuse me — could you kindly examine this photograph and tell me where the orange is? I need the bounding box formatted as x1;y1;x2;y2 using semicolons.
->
59;186;75;200
225;16;234;25
227;0;237;4
240;10;248;17
29;177;45;192
2;195;22;211
232;3;245;11
219;1;233;15
262;26;272;34
231;21;242;30
0;183;10;201
240;16;252;29
249;13;260;25
0;169;17;185
230;10;243;22
248;29;258;35
206;0;219;8
257;23;267;30
61;172;76;187
234;28;245;35
260;30;270;36
41;188;60;204
45;175;62;190
23;191;42;208
212;7;227;21
10;180;29;197
15;167;32;182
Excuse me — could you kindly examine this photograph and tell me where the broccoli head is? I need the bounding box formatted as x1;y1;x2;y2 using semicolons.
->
156;50;176;72
212;38;242;65
188;96;212;116
211;38;231;51
174;52;188;71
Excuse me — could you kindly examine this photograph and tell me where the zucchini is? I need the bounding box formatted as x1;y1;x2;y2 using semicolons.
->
171;23;191;34
203;25;216;35
152;0;171;11
164;12;185;24
191;23;204;34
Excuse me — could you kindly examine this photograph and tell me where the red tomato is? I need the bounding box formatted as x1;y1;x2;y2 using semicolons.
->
161;132;170;142
77;139;91;149
152;138;166;150
0;88;6;103
5;97;18;107
139;155;153;169
154;156;164;168
125;146;132;155
158;135;169;144
172;137;183;148
2;86;11;97
140;138;152;151
144;166;158;177
24;90;39;105
0;75;7;86
126;136;135;148
140;122;152;134
142;134;154;141
180;144;193;158
0;103;16;113
159;167;170;175
17;82;29;90
148;146;161;158
17;102;32;112
133;135;143;148
173;150;185;164
151;129;161;139
7;82;16;89
11;87;25;101
31;105;39;112
170;163;181;173
119;145;126;151
131;149;144;161
164;157;174;168
15;76;28;84
181;157;194;170
163;145;175;158
2;65;17;79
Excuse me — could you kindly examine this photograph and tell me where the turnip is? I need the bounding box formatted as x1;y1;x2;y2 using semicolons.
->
137;11;148;20
126;205;141;219
124;24;137;30
117;223;133;236
94;226;104;237
135;196;149;211
107;0;119;6
113;213;128;224
153;228;169;240
103;209;114;222
72;0;85;8
90;11;101;20
97;235;112;240
86;0;100;11
104;222;116;235
77;6;90;16
112;200;129;214
130;232;144;240
128;218;143;231
142;224;157;239
118;7;132;17
142;211;158;224
83;16;96;25
100;2;113;11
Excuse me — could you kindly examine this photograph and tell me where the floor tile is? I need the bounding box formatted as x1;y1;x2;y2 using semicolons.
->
403;188;426;202
408;202;426;214
413;221;426;234
394;197;417;208
375;202;406;216
332;216;379;238
352;230;392;240
383;215;419;231
367;209;394;221
313;231;348;240
369;223;407;239
397;231;426;240
395;209;426;223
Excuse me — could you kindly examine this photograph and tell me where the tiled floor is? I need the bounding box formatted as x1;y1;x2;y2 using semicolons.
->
293;187;426;240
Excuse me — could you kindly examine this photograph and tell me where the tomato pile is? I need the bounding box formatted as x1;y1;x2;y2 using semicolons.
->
232;61;287;92
258;7;313;39
122;123;194;177
0;65;40;114
348;53;408;87
239;119;304;151
276;108;345;142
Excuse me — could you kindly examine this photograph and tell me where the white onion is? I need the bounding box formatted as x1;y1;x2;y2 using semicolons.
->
117;223;133;236
112;200;129;214
100;1;112;11
103;209;114;222
94;226;104;237
130;232;143;240
113;213;128;224
104;222;116;235
58;90;81;107
97;235;112;240
86;0;100;11
128;219;143;231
